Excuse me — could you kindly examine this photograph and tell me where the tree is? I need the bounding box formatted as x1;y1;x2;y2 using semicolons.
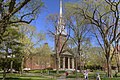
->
65;3;91;78
0;0;44;43
85;47;105;70
0;26;23;80
115;35;120;72
19;24;45;73
0;0;44;76
35;43;52;71
68;0;120;77
47;14;70;74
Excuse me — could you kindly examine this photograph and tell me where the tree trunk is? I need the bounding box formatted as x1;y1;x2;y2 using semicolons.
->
56;56;59;74
75;57;78;79
20;57;24;74
3;54;8;80
118;64;120;72
79;55;82;72
55;34;59;74
116;58;120;72
106;59;112;78
115;40;120;72
10;54;13;73
3;68;7;80
78;41;82;72
30;57;32;69
116;53;120;72
10;60;13;73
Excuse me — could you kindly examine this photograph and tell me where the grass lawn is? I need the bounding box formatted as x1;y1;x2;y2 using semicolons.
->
0;73;55;80
0;70;119;80
0;77;54;80
66;71;120;80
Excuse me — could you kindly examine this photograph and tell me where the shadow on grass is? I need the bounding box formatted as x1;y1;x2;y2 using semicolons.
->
0;77;23;80
0;77;54;80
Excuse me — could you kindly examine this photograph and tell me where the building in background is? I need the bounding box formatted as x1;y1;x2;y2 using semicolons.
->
24;0;75;71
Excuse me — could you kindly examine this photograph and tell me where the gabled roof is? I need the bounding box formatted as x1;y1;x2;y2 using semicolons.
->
61;51;73;56
51;48;75;57
60;48;75;56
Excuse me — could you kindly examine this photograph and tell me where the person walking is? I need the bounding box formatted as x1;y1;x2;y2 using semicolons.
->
65;71;68;77
96;73;101;80
83;70;88;80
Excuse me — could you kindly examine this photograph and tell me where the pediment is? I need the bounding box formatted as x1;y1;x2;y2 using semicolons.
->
61;49;74;56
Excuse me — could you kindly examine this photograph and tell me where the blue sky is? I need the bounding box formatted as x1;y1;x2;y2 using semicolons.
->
30;0;98;48
31;0;70;48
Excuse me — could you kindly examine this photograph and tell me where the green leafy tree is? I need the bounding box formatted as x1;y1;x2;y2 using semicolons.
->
19;24;45;73
66;0;119;77
65;3;91;78
85;47;105;70
0;0;44;43
35;43;52;71
0;26;23;80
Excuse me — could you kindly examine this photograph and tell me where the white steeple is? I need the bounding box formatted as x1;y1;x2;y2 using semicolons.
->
60;0;62;18
57;0;66;35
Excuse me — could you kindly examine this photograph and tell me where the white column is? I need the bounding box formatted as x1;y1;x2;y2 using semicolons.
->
72;58;74;69
68;57;70;69
63;57;65;69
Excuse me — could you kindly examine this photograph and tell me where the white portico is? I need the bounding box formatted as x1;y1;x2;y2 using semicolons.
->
58;51;75;70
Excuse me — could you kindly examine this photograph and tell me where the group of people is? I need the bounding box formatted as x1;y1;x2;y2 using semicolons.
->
83;70;101;80
65;70;101;80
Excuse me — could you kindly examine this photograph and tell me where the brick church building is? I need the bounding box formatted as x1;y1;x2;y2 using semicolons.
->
24;0;76;71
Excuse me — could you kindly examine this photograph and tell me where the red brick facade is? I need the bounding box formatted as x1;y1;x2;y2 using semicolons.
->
25;56;53;70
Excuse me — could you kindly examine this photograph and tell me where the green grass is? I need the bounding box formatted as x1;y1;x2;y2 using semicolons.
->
0;70;119;80
0;77;54;80
27;70;65;78
102;77;120;80
66;71;120;80
28;70;65;74
0;73;55;80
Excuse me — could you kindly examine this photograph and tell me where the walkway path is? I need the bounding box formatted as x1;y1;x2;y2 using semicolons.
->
57;74;84;80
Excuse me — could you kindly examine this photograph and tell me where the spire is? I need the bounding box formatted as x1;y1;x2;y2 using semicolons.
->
59;0;63;25
60;0;62;18
57;0;66;35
